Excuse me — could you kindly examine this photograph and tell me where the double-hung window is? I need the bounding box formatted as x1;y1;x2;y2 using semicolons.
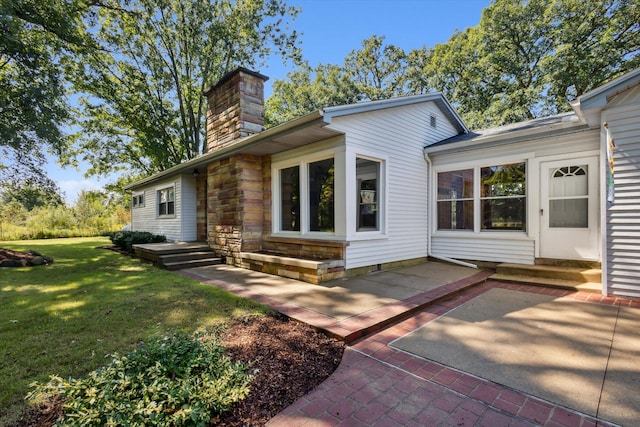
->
132;193;144;208
480;163;526;230
437;162;526;232
157;187;175;216
277;157;335;234
437;169;474;230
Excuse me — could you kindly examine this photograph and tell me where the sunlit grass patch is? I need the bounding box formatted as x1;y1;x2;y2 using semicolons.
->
0;237;268;426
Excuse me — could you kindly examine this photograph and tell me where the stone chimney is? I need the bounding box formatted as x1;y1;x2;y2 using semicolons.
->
204;67;269;152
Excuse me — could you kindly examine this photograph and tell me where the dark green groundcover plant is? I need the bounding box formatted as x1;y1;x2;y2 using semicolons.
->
26;331;252;426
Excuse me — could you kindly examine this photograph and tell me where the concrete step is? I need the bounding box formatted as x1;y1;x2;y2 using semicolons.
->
496;263;602;283
162;257;222;271
158;251;218;264
490;273;602;293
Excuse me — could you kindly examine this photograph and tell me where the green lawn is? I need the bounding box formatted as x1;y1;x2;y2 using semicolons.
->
0;237;267;426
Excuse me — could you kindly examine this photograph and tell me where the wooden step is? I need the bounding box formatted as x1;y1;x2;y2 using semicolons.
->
496;263;601;283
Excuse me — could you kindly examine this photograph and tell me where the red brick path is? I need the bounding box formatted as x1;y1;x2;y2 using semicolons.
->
267;281;634;426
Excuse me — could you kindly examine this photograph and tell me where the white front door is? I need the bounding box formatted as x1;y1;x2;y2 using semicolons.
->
540;157;599;260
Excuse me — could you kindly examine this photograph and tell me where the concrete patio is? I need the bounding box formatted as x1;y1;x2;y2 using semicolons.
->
175;261;640;426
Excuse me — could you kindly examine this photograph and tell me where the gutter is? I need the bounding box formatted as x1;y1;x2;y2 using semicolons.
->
423;150;477;269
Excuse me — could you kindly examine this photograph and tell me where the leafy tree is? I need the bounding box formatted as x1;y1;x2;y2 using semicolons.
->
0;0;106;184
266;35;420;126
0;179;65;211
265;61;360;126
65;0;300;178
428;0;640;128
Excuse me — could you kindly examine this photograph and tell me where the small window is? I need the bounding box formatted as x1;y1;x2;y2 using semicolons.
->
157;187;175;216
132;194;144;208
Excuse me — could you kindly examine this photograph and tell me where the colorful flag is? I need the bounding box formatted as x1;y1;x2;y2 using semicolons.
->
605;123;616;207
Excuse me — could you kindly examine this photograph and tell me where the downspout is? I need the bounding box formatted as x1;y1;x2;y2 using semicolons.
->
423;150;477;269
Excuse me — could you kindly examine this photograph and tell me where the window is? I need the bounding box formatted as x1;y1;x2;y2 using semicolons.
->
481;163;526;230
308;158;335;232
157;187;175;216
437;162;527;232
132;194;144;208
437;169;474;230
357;158;380;231
549;165;588;228
275;157;334;234
280;166;300;231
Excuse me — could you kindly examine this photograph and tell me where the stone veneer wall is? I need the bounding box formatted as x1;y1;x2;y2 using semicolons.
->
205;69;266;152
206;154;264;262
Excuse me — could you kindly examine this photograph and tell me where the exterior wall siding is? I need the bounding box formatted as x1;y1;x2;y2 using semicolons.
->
603;98;640;298
179;174;197;241
431;236;535;264
429;127;599;265
328;103;460;270
131;177;183;242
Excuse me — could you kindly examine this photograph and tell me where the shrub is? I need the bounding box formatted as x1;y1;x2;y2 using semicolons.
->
110;230;167;253
27;332;252;426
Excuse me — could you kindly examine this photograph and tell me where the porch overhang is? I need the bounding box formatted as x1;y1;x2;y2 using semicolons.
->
125;111;344;191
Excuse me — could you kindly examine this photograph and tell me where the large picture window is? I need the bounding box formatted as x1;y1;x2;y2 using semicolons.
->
157;187;175;216
437;169;474;230
276;157;334;234
309;159;335;232
437;162;526;232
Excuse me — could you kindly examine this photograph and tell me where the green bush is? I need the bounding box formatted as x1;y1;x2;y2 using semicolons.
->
27;332;252;426
110;230;167;253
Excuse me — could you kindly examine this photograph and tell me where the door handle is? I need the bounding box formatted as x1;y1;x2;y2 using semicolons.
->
540;209;544;216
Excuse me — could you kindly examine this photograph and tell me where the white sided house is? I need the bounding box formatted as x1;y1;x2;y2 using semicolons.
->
126;67;640;297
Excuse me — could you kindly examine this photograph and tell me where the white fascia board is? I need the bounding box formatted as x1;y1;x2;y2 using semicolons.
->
424;119;588;156
322;93;469;134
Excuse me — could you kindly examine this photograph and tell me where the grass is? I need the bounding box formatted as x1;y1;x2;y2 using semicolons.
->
0;237;267;426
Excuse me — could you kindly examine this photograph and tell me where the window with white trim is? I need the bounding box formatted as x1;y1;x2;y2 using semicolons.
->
437;162;526;232
356;157;381;231
480;163;526;230
437;169;474;230
275;157;335;234
132;194;144;208
157;187;175;216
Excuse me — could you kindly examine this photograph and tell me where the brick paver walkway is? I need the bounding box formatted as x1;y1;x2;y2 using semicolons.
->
268;281;637;426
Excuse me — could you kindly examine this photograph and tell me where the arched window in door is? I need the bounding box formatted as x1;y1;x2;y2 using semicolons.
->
549;165;588;228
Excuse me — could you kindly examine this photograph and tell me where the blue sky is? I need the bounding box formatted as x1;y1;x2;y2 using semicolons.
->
49;0;491;203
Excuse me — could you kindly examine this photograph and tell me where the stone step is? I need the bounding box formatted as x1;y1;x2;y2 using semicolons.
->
496;263;602;283
490;273;601;293
162;257;222;271
158;251;218;265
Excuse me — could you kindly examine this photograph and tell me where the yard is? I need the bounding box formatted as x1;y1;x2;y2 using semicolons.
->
0;237;343;426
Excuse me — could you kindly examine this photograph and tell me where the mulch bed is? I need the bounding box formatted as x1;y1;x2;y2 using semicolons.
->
23;313;345;426
218;313;345;426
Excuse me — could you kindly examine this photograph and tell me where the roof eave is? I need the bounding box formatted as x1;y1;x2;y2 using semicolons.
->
424;119;589;156
124;110;327;191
